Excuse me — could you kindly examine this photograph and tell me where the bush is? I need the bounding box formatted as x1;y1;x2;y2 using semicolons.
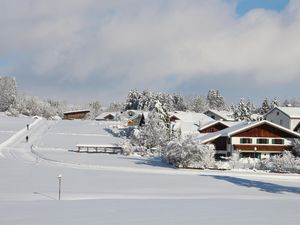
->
162;135;215;169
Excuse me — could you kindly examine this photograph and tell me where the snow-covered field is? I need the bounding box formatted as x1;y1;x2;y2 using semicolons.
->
1;116;300;225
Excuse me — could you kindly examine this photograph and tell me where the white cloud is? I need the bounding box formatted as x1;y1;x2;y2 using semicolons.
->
0;0;300;101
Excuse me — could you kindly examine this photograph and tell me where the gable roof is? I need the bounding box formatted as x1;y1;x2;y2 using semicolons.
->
199;120;300;144
204;109;235;121
266;107;300;119
198;120;241;132
63;109;90;115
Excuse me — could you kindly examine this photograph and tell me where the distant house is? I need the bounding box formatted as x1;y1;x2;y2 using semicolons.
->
124;110;147;127
169;111;214;135
264;107;300;131
63;110;90;120
199;120;300;159
95;112;116;121
204;109;235;121
199;120;241;133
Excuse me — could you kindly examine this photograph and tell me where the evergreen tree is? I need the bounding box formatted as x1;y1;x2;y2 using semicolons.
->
206;89;225;110
231;98;254;121
260;98;270;114
270;98;279;108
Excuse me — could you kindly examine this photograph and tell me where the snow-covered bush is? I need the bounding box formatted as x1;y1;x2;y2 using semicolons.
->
292;139;300;157
260;151;300;173
162;135;215;169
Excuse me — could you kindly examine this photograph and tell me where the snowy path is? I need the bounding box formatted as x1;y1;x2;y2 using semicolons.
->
0;118;56;161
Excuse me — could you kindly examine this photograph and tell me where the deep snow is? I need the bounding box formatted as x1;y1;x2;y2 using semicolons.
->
1;115;300;225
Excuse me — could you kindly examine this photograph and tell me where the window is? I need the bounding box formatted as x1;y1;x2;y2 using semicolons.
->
256;138;269;144
277;112;280;116
280;119;283;125
272;139;284;144
240;138;252;144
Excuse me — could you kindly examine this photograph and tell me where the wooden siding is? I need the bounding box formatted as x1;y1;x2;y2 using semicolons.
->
63;111;89;120
233;144;292;152
200;123;228;133
233;124;298;138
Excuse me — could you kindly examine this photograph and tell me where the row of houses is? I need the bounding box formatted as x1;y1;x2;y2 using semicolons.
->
62;107;300;160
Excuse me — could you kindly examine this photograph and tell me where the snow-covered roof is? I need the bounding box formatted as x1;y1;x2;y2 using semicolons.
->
267;107;300;119
95;112;116;120
170;111;214;123
170;111;214;135
63;109;90;115
198;120;300;144
205;109;235;121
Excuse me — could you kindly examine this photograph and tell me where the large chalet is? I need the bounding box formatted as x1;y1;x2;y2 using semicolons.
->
199;120;300;159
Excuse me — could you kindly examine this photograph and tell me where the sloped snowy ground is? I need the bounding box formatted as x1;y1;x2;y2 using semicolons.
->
0;114;33;143
1;117;300;224
36;120;122;149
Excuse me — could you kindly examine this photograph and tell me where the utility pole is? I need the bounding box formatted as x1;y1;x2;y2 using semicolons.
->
57;174;62;200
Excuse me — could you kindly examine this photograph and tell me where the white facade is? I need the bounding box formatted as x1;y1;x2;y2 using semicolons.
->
265;107;300;131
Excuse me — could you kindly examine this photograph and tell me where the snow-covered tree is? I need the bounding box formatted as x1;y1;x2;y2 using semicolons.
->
87;101;102;119
0;76;17;112
259;98;270;114
162;135;215;169
172;93;187;111
259;97;279;115
270;98;279;108
231;98;255;121
125;89;141;110
131;100;171;149
124;89;188;112
206;89;225;110
137;111;169;149
107;102;125;112
187;95;208;113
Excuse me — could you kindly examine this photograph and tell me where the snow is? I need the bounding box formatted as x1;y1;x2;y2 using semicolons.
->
275;107;300;118
206;109;235;121
170;111;214;135
36;120;122;149
1;116;300;225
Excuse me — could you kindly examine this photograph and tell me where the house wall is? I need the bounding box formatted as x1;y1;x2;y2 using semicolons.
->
265;108;290;129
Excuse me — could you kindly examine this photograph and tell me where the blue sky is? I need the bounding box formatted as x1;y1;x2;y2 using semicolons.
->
0;0;298;106
236;0;289;15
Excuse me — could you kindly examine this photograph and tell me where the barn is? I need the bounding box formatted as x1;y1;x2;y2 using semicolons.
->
63;110;90;120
